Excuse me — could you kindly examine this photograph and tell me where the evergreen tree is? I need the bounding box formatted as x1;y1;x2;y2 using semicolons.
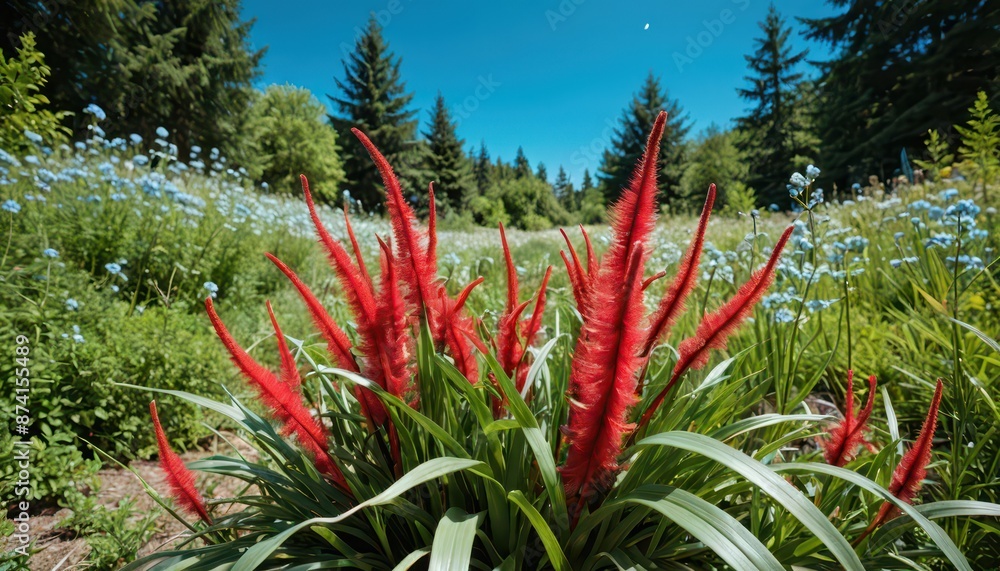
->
514;146;532;178
536;162;548;183
736;4;813;207
423;93;475;212
956;91;1000;198
330;16;421;210
553;166;574;210
804;0;1000;185
473;141;492;195
598;73;690;208
1;0;263;162
581;169;595;193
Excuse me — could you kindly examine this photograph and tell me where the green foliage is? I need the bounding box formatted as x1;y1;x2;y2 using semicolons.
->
58;488;159;571
494;176;571;230
681;125;749;210
330;16;423;210
599;73;690;207
248;85;346;199
720;181;757;217
913;128;956;182
423;93;475;214
1;0;264;164
736;5;816;206
0;32;70;152
956;91;1000;195
804;0;1000;184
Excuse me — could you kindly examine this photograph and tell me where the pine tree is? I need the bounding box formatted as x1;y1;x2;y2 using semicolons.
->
553;166;574;210
1;0;263;162
804;0;1000;185
536;162;548;183
681;125;750;210
423;93;474;212
473;141;492;194
598;73;690;208
330;16;421;210
735;4;812;207
514;147;532;178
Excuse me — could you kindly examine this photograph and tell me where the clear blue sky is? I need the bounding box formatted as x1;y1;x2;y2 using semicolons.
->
241;0;840;184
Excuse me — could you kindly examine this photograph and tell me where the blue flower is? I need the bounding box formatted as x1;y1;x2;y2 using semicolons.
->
969;228;989;240
65;298;79;311
191;145;202;154
805;299;837;312
72;333;85;344
133;155;149;166
203;281;219;298
24;155;40;165
928;206;945;221
773;308;796;324
851;183;862;193
806;164;821;179
43;248;59;258
925;233;956;249
129;133;143;145
945;199;980;220
105;262;122;275
2;199;20;213
894;231;905;241
156;126;169;138
938;188;959;202
83;103;107;121
768;203;780;212
844;236;869;253
946;255;985;271
24;129;43;144
789;172;808;188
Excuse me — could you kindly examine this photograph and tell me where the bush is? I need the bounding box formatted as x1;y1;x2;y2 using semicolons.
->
0;33;71;154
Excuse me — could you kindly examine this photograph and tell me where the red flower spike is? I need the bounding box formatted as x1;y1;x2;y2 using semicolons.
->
205;298;350;491
436;288;482;384
427;182;438;264
561;249;588;316
521;266;553;349
641;270;667;292
637;225;794;433
857;379;944;543
580;225;598;280
301;175;377;326
265;253;358;373
500;223;519;310
373;236;416;404
640;184;716;358
266;301;302;392
820;371;879;467
343;205;372;291
351;129;437;326
150;401;212;525
561;242;647;503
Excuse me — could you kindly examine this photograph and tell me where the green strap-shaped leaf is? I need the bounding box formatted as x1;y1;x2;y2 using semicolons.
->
609;485;783;571
773;463;974;571
429;508;482;571
635;432;865;571
231;458;484;571
508;490;571;571
391;548;430;571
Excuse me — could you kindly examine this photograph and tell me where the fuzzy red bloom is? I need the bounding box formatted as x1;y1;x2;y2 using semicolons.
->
205;298;349;491
267;301;302;392
857;379;944;542
637;225;794;433
820;370;878;466
435;279;484;384
640;184;716;358
373;237;416;404
560;113;667;506
150;401;212;524
426;182;438;263
265;253;358;373
351;129;437;324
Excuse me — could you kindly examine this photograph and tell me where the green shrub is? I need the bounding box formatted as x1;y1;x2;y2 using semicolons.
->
0;33;71;153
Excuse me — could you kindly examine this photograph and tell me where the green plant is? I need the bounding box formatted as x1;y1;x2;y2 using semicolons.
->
125;117;998;570
956;91;1000;199
913;128;955;182
59;488;159;571
0;32;71;152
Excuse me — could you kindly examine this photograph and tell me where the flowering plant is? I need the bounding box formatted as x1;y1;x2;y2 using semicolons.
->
126;114;992;571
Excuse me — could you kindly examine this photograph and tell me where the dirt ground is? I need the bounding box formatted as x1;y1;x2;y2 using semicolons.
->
6;433;258;571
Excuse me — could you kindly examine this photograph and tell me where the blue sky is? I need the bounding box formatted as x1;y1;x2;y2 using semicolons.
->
241;0;840;184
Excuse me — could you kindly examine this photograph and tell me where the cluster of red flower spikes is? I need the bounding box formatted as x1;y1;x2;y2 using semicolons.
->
818;371;945;543
147;126;557;513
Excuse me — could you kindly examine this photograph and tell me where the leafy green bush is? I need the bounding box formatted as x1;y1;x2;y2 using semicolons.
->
0;32;71;153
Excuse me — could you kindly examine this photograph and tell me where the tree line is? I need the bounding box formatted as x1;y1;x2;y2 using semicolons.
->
1;1;997;226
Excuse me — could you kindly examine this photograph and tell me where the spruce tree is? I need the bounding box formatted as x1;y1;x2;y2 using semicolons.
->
536;162;548;183
736;4;812;206
598;73;690;208
330;16;421;210
424;93;475;211
804;0;1000;185
553;166;574;210
473;141;492;195
514;147;532;178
